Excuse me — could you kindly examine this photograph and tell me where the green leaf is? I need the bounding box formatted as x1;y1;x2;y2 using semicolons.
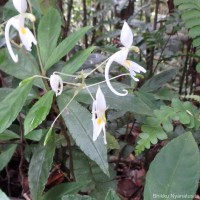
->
0;189;10;200
106;133;120;151
141;68;178;92
62;194;96;200
0;48;44;88
185;18;200;29
24;91;54;135
44;128;53;145
25;129;46;141
136;125;167;155
193;37;200;47
188;26;200;38
196;63;200;72
105;189;120;200
62;46;96;75
39;1;57;13
144;132;200;200
178;3;197;10
3;1;18;21
57;94;109;175
73;148;116;200
162;120;173;132
196;48;200;56
0;81;33;133
0;144;17;171
0;130;19;140
42;182;90;200
174;0;194;6
0;88;13;102
30;0;42;16
29;136;55;200
182;10;200;21
45;26;92;69
38;8;61;66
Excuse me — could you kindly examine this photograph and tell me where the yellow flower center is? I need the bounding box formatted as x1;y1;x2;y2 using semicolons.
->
124;60;131;67
96;114;106;125
20;27;26;35
97;117;103;125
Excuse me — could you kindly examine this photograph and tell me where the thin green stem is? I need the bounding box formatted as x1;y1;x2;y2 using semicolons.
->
83;73;130;89
85;85;95;101
50;90;79;129
85;57;109;77
32;75;49;80
27;0;45;76
32;75;80;87
62;81;81;87
54;71;78;78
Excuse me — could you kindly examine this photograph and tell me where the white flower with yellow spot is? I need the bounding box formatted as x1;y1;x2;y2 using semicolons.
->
5;0;37;62
50;73;63;96
105;21;146;96
92;87;107;144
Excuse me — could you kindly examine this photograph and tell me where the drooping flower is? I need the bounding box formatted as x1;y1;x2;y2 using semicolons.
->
5;0;37;62
50;74;63;96
92;87;107;144
105;21;146;96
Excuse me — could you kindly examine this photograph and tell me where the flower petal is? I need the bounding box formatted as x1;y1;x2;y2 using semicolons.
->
5;17;19;62
19;27;37;51
102;124;107;144
120;21;133;48
50;74;63;96
127;60;146;73
93;122;103;142
92;100;97;122
96;87;106;112
111;48;129;65
12;0;27;13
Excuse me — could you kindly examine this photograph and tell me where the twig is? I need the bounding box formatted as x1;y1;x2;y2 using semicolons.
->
65;0;74;35
18;113;25;195
6;166;11;196
91;3;100;44
153;0;159;30
153;35;172;73
82;0;88;48
179;40;192;94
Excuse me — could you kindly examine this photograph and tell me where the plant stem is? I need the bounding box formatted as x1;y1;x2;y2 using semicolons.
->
65;0;74;35
86;58;109;77
27;0;45;76
51;91;79;180
18;113;25;195
84;73;130;89
82;0;88;48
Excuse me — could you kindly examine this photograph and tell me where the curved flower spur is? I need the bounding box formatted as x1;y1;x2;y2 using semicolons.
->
105;21;146;96
5;0;37;62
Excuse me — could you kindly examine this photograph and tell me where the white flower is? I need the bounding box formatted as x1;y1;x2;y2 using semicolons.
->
92;87;107;144
12;0;27;13
105;21;146;96
5;0;37;62
50;74;63;96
